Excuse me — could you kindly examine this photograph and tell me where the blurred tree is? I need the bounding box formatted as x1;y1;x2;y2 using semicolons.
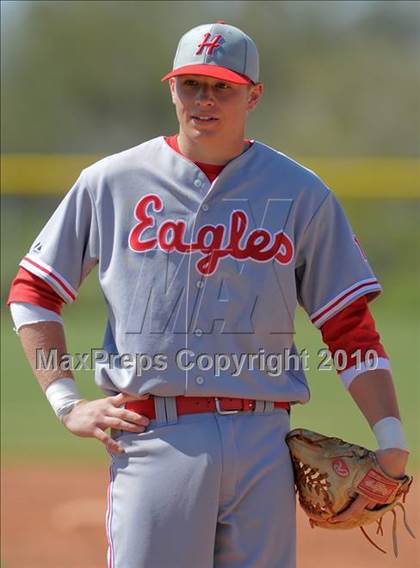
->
1;0;419;156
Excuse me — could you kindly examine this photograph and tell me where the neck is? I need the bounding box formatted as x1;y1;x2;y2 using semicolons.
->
177;130;248;165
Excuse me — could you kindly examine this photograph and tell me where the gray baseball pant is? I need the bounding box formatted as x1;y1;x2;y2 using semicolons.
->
106;397;296;568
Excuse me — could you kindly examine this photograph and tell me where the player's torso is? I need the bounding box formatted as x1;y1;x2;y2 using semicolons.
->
87;137;328;399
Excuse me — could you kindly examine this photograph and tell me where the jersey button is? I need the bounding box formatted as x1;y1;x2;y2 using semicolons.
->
195;376;205;385
194;179;202;188
201;203;209;212
196;280;204;289
194;328;203;337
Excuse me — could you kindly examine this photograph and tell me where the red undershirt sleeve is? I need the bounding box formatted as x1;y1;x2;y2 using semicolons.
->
319;295;388;372
7;267;65;315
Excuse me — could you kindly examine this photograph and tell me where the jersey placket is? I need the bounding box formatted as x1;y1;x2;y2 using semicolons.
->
184;170;213;393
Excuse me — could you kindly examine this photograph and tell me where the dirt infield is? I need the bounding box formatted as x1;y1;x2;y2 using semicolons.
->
1;465;419;567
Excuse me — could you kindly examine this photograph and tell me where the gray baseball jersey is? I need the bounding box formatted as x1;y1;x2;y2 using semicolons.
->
20;136;381;401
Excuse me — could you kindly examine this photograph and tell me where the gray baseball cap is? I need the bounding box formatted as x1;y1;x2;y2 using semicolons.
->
161;21;259;85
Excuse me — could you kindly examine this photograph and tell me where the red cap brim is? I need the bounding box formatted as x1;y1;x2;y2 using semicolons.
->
161;64;252;85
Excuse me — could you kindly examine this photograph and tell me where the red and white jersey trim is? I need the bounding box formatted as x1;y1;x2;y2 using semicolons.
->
19;255;77;304
310;278;381;328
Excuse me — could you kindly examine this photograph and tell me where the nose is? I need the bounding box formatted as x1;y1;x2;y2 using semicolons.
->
195;84;215;106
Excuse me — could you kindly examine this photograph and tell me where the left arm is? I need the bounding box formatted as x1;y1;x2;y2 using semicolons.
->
294;190;409;521
348;368;400;426
349;368;408;477
331;368;409;522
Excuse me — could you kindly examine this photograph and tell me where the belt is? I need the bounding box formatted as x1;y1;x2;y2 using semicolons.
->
126;396;290;419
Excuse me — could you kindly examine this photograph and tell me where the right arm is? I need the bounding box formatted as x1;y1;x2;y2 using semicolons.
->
9;173;149;454
17;320;149;454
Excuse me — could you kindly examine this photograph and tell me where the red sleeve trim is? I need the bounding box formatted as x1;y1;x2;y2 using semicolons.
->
7;267;64;315
310;279;382;327
320;295;388;371
20;255;77;302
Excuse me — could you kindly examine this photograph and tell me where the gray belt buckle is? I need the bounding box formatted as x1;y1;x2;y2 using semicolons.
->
215;397;240;415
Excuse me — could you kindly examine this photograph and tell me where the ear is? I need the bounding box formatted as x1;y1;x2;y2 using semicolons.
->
247;82;264;111
169;78;176;104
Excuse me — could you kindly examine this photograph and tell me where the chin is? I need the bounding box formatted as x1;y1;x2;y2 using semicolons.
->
189;128;219;140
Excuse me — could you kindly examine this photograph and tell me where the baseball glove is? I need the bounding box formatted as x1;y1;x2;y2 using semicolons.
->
286;428;414;556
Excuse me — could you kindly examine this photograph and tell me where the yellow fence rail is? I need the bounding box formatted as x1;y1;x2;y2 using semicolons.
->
1;154;419;198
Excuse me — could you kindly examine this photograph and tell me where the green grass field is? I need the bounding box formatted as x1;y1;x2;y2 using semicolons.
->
1;197;419;466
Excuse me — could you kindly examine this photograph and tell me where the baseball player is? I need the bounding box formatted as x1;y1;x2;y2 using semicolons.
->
9;22;409;568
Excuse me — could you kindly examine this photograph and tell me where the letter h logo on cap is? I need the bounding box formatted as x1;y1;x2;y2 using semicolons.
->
195;32;223;55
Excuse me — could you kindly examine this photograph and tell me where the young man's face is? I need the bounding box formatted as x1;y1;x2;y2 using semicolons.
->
169;75;263;142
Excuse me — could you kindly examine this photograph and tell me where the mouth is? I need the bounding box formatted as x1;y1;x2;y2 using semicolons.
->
191;115;219;123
